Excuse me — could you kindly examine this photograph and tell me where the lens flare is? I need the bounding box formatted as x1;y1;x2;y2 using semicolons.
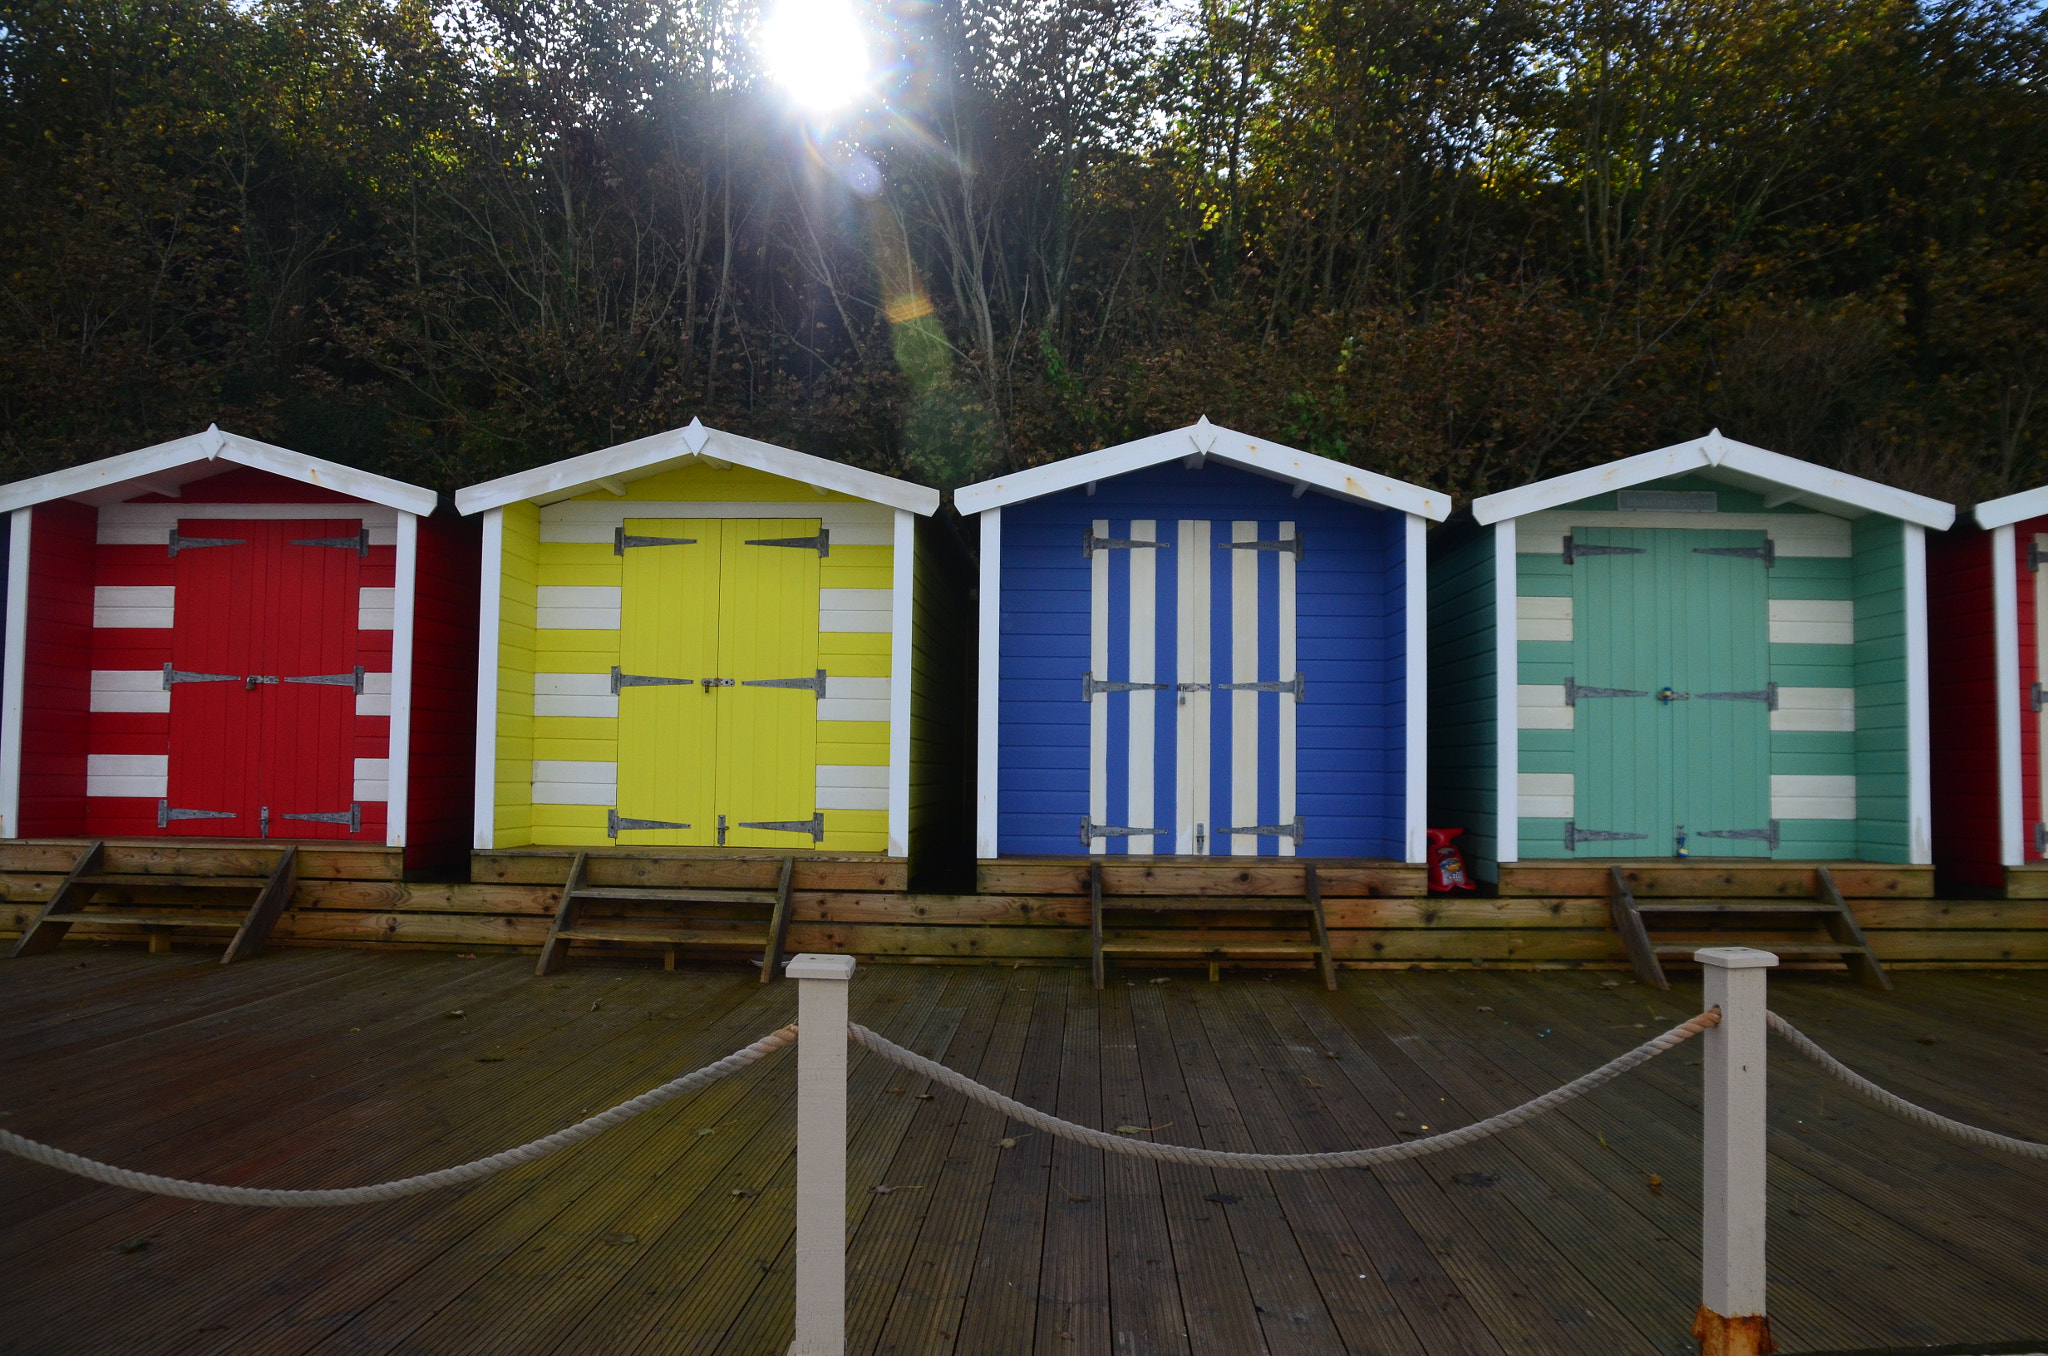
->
760;0;872;112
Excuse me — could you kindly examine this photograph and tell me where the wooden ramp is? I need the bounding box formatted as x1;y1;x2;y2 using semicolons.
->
1607;863;1892;990
535;852;796;978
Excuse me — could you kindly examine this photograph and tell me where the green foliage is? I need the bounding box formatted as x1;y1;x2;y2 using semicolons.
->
0;0;2042;505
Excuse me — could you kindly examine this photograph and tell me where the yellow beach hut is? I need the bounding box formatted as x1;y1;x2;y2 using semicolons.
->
454;420;944;862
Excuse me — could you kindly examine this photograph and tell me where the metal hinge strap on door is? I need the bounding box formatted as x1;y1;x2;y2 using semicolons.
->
1217;815;1305;844
610;665;691;694
1084;672;1171;700
167;528;245;557
1562;535;1645;564
1219;533;1304;560
290;526;370;556
1694;541;1776;567
1563;822;1649;851
1082;530;1169;558
1697;821;1781;849
1080;818;1169;846
283;666;366;693
739;812;826;843
1696;682;1777;708
157;801;235;828
1175;675;1307;701
162;663;240;689
281;804;363;833
2031;682;2044;714
743;670;827;699
609;808;691;837
614;527;699;555
2030;542;2045;573
2035;822;2047;855
745;529;829;557
1564;678;1648;705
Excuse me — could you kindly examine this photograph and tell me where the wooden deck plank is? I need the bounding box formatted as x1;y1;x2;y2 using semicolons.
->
1;955;2042;1356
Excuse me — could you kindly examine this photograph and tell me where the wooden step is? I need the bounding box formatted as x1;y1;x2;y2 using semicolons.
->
1100;942;1323;957
569;886;780;906
554;926;770;947
1652;941;1871;956
75;874;270;889
44;911;243;928
1632;901;1838;915
1099;896;1314;913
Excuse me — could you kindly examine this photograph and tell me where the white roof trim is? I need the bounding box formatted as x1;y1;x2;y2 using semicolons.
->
951;417;1449;520
452;419;941;516
1973;486;2048;531
0;425;438;516
1470;431;1954;530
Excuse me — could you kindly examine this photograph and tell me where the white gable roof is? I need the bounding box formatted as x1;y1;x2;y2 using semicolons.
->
453;418;941;516
951;417;1450;520
1972;486;2048;531
1470;431;1954;530
0;425;438;516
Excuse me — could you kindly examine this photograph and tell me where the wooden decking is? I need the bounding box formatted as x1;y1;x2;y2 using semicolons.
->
1;951;2044;1355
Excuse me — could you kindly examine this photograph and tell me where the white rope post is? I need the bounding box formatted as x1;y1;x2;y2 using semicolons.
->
1695;946;1777;1356
787;953;854;1356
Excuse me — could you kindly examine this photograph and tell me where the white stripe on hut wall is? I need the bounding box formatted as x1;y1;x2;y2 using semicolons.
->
1127;521;1158;856
532;760;618;806
90;671;170;713
817;763;888;811
1770;687;1855;732
535;586;621;631
1517;684;1573;729
1516;595;1573;642
358;588;396;630
353;758;390;802
1518;772;1574;819
356;671;393;717
1767;599;1853;645
1229;520;1260;856
820;588;892;633
533;672;619;719
94;586;173;629
1771;774;1856;820
86;753;167;799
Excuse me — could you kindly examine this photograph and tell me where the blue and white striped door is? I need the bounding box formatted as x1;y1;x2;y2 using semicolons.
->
1086;518;1300;855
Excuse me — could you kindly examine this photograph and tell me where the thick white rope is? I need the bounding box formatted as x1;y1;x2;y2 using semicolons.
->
0;1023;797;1206
1767;1011;2048;1160
848;1009;1720;1170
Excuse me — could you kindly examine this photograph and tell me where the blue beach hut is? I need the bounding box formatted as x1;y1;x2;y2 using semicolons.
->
954;419;1450;862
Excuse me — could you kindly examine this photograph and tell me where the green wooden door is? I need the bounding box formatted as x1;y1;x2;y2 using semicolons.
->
1570;528;1772;857
1670;530;1774;856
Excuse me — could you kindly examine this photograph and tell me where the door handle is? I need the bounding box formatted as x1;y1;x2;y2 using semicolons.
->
245;675;279;690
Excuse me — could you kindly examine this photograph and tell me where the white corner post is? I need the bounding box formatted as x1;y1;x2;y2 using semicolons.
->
1404;511;1428;864
974;508;1001;860
0;506;31;840
788;953;855;1356
1696;946;1777;1356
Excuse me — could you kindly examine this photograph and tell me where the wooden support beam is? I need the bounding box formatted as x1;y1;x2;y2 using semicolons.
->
1305;863;1337;991
222;846;297;964
760;856;795;983
9;841;105;958
1610;865;1668;989
534;852;586;976
1089;862;1105;990
1817;866;1892;991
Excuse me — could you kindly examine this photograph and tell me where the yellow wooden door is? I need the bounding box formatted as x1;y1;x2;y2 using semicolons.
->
716;519;823;848
614;519;720;845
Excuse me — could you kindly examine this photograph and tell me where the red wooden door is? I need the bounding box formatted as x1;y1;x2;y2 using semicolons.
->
164;519;363;838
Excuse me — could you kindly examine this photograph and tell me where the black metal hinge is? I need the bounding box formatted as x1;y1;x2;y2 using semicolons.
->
2030;541;2044;573
1564;678;1648;705
1081;818;1169;846
1083;672;1171;700
1219;533;1304;560
746;529;829;557
610;666;691;694
167;528;245;557
290;526;370;556
158;801;235;828
2031;682;2044;714
2035;822;2047;855
740;812;826;842
1083;530;1169;558
743;670;827;699
614;526;698;554
283;666;366;694
1697;820;1781;849
1696;682;1778;708
1216;815;1305;844
1694;541;1776;567
162;663;239;688
282;803;362;833
609;808;691;837
1562;535;1645;565
1563;822;1649;851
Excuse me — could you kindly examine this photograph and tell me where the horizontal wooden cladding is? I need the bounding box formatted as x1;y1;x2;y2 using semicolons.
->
976;858;1427;897
1496;860;1936;899
2004;865;2048;899
470;849;906;892
0;838;402;881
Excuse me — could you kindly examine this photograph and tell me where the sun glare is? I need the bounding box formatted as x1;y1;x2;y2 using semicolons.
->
759;0;872;112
